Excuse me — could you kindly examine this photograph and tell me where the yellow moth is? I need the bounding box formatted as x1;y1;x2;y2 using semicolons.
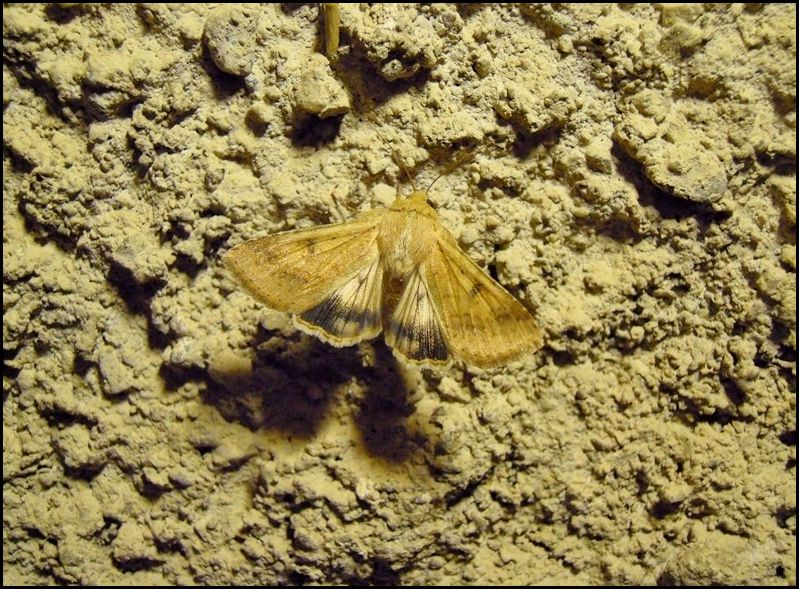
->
225;188;543;368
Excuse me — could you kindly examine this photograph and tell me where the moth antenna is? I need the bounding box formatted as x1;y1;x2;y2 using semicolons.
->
374;128;416;194
424;148;477;198
425;170;446;196
395;153;417;194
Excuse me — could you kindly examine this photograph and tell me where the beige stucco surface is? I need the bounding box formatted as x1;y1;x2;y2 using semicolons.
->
3;4;795;585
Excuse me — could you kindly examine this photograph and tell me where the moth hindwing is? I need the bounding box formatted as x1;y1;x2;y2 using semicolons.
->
385;266;450;367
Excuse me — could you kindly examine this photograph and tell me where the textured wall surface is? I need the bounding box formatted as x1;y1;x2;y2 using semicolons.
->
3;4;795;585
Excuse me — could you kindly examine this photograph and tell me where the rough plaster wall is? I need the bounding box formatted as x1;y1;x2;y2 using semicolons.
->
3;3;795;585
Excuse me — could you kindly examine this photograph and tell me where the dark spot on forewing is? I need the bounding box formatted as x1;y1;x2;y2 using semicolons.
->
469;282;485;296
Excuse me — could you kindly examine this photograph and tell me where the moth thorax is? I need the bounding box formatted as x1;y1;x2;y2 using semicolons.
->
382;227;418;278
378;216;434;279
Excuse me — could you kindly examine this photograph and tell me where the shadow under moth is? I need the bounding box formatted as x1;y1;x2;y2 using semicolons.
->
225;189;543;369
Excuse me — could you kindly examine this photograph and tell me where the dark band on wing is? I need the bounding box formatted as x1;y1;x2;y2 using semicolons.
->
294;257;383;345
300;295;382;338
389;316;449;362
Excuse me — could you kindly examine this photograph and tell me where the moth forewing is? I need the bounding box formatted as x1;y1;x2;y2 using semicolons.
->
424;230;543;368
223;217;381;313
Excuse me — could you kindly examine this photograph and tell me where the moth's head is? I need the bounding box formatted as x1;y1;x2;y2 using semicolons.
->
409;190;430;204
390;190;438;218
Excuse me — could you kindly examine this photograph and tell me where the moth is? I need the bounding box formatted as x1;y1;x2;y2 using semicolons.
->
225;189;543;368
